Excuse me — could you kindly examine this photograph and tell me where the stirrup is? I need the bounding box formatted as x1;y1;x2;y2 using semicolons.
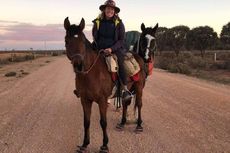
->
122;90;133;101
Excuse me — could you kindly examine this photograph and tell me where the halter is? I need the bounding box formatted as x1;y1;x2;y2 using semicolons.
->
70;49;104;75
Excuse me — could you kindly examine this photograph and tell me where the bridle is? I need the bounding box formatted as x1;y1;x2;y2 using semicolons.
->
70;53;84;60
136;34;156;61
70;49;104;75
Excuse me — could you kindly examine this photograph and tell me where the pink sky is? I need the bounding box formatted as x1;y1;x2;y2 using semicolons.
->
1;0;230;50
0;20;93;50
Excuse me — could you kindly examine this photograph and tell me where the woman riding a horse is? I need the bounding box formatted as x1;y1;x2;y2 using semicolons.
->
91;0;132;100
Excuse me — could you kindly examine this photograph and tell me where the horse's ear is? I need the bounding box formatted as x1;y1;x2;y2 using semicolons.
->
79;18;85;31
152;23;159;34
64;17;70;30
141;23;145;32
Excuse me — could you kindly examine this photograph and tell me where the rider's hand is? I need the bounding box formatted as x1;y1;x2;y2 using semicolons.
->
104;48;112;54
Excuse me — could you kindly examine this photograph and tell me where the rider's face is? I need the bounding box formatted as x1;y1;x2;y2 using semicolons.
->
104;6;115;19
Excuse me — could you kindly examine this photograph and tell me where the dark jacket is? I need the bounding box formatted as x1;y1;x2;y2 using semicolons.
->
92;17;125;53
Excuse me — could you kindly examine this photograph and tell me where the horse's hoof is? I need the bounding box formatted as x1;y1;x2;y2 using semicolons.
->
116;123;124;131
76;146;87;153
73;89;80;98
134;126;143;133
99;146;109;153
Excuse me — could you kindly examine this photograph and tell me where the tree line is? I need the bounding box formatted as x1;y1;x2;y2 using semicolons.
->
156;22;230;57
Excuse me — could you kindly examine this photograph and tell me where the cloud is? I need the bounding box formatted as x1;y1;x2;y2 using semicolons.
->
0;20;92;41
0;20;93;50
0;20;20;24
0;23;65;42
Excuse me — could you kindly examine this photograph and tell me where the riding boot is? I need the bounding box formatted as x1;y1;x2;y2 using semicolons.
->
115;51;133;101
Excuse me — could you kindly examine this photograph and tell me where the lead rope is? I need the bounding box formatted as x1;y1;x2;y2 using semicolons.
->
136;36;141;54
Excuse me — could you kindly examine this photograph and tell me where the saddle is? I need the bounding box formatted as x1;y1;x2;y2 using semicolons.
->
105;52;140;82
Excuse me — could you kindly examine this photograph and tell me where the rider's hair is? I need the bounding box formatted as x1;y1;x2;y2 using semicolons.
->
98;11;120;21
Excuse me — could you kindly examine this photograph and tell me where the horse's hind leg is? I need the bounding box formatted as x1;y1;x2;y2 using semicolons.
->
116;99;130;130
99;102;109;153
77;99;92;152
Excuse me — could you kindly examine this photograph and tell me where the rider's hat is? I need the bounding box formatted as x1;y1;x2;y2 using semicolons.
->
99;0;120;13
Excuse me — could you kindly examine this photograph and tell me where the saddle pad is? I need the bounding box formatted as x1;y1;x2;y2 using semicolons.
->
105;53;140;77
105;55;118;73
124;53;140;77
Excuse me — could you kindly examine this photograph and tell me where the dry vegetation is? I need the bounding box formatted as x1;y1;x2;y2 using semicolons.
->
154;51;230;84
0;51;64;65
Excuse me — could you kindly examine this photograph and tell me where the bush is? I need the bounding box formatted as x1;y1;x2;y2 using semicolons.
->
155;56;172;70
25;54;35;60
185;54;208;69
168;63;192;75
8;54;35;62
168;63;180;73
211;61;230;70
5;72;17;77
223;61;230;70
0;59;9;65
52;52;59;56
177;63;192;74
216;52;230;61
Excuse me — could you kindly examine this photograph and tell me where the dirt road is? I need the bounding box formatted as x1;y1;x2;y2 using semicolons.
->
0;57;229;153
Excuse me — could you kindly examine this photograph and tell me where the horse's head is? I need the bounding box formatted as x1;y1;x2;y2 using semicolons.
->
64;17;86;72
139;23;158;62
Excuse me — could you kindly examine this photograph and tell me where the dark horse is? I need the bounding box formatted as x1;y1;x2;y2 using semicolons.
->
64;17;152;153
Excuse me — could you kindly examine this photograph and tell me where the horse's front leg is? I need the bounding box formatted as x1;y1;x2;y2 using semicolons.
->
77;99;92;153
135;86;143;133
98;101;109;153
74;75;80;98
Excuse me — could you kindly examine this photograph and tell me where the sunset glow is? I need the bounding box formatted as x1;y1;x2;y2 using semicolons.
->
0;0;229;50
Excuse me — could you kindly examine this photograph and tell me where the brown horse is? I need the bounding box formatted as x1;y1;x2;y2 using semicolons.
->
64;17;146;153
